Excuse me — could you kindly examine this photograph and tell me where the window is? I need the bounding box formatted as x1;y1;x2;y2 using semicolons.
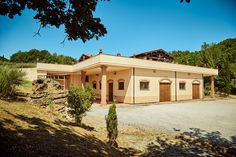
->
59;75;64;79
86;76;89;82
92;81;96;89
179;82;186;90
140;81;149;90
99;81;101;89
118;80;124;90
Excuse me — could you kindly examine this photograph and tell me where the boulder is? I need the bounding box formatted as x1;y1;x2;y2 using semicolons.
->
49;92;67;99
30;78;67;106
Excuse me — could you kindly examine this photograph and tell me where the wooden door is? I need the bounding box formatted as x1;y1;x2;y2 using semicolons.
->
109;82;113;102
160;83;171;102
192;84;200;99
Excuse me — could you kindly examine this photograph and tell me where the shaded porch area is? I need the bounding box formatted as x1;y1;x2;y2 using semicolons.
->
41;65;132;105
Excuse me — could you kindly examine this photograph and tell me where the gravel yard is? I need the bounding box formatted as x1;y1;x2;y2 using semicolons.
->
88;99;236;139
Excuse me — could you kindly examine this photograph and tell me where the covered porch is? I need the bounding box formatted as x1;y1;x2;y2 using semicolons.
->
39;65;132;105
79;65;132;105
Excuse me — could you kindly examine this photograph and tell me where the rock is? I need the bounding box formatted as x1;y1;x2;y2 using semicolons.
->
49;93;67;99
30;92;47;99
28;78;73;119
53;98;67;104
15;91;30;97
30;78;67;106
31;98;49;107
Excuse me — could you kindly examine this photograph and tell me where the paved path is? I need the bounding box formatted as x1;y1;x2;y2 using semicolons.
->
87;99;236;139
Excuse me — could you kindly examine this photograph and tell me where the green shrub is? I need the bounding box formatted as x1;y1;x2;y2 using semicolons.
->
204;82;211;96
0;64;25;98
67;85;96;124
105;103;118;147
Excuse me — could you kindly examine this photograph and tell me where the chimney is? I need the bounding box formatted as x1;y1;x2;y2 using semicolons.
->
117;53;121;56
99;48;103;54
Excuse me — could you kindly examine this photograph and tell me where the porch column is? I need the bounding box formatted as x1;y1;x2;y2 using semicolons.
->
81;70;86;88
210;75;215;98
101;65;107;105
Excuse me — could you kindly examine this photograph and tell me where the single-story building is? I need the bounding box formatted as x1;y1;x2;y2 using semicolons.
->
36;49;218;105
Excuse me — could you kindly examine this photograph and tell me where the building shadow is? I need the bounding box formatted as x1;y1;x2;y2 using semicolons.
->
0;110;140;157
141;128;236;157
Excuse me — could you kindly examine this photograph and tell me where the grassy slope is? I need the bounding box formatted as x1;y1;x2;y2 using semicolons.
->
16;80;32;93
0;100;131;157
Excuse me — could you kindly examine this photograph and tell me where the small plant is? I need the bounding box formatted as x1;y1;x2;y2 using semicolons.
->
48;100;54;109
105;103;118;147
67;85;95;124
0;64;25;99
204;82;211;96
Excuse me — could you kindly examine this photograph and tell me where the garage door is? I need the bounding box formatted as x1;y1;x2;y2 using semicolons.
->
160;83;171;102
192;84;200;99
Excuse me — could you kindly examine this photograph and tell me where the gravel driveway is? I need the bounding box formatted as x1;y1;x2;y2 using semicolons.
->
87;99;236;139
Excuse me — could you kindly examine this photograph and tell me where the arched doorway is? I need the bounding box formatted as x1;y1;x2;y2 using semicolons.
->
159;79;171;102
192;80;200;99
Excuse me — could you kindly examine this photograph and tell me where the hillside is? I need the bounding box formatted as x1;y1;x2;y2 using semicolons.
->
0;100;133;157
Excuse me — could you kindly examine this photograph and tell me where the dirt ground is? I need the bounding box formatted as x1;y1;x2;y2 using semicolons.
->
1;100;235;157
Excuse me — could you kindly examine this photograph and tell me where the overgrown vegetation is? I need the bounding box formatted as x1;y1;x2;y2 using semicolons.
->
105;104;118;147
0;55;9;62
67;85;96;124
172;38;236;95
16;80;32;93
0;64;25;99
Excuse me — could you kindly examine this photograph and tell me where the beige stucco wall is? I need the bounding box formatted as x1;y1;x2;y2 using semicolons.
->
133;68;203;103
37;54;218;76
176;72;203;100
36;53;212;104
40;67;204;104
37;70;47;78
134;68;176;103
99;54;218;76
21;68;37;81
87;68;133;103
70;73;81;87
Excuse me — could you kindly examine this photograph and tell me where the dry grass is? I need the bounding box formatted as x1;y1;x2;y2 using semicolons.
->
16;80;32;93
0;100;139;157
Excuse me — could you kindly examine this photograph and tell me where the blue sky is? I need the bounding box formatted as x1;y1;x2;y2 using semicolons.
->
0;0;236;59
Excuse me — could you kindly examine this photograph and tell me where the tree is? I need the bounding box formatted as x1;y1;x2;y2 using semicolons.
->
0;0;107;42
172;38;236;96
171;50;201;66
105;103;118;147
67;85;96;124
0;55;9;62
10;49;77;65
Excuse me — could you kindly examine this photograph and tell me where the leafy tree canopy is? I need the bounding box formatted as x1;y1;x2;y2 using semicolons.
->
0;55;9;62
0;0;107;42
171;38;236;95
10;49;77;65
